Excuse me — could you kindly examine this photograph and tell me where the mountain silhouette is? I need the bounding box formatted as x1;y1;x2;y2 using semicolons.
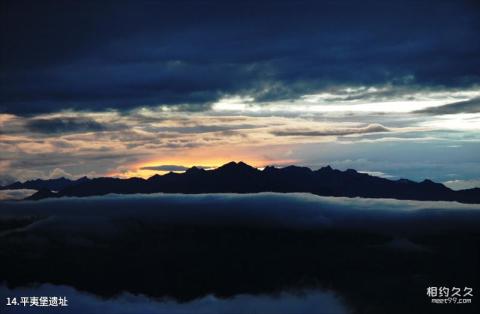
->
4;162;480;203
1;176;90;191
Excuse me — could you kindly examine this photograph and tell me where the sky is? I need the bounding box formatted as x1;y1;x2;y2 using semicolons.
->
1;0;480;189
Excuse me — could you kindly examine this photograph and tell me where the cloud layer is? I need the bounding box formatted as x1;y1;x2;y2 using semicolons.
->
1;193;478;314
2;193;479;235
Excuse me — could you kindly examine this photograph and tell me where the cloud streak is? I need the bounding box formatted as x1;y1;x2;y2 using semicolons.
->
271;123;390;137
140;165;189;172
25;117;109;134
415;97;480;115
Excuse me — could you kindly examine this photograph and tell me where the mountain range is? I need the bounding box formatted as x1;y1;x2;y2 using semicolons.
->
1;162;479;203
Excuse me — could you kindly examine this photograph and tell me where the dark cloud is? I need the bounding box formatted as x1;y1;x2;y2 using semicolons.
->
1;0;479;115
140;165;189;171
140;165;213;171
272;124;390;137
415;97;480;115
25;117;107;134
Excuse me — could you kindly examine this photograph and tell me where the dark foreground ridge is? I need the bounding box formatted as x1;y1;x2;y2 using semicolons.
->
2;161;479;203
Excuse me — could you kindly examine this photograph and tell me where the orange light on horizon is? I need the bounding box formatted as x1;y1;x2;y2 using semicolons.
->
109;146;300;179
